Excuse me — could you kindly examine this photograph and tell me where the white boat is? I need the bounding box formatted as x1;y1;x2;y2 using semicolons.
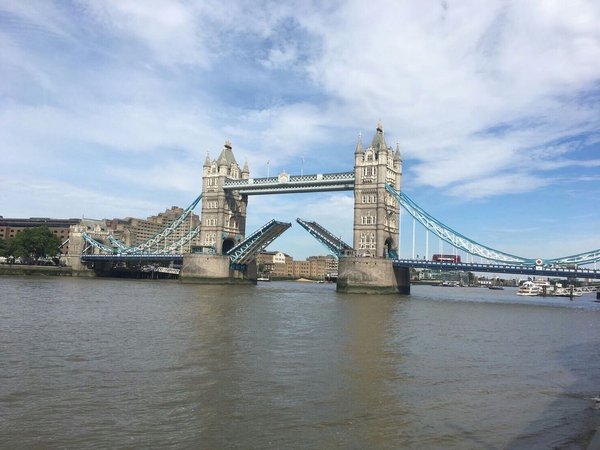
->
517;281;541;296
554;286;583;297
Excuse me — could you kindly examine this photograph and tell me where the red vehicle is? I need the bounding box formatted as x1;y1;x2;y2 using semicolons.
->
432;254;461;263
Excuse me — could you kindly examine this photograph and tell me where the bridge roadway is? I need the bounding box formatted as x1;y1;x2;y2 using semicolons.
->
81;254;184;263
223;172;354;195
393;259;600;279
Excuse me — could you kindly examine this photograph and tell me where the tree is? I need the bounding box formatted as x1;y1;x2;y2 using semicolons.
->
467;271;477;286
8;227;61;262
0;238;7;257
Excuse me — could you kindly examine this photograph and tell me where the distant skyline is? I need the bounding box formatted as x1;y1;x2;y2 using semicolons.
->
1;1;599;261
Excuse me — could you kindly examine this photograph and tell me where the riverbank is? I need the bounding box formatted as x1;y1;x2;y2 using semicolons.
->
0;264;73;277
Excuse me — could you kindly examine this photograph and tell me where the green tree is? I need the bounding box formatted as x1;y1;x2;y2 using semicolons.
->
467;271;477;285
8;227;61;262
0;238;8;257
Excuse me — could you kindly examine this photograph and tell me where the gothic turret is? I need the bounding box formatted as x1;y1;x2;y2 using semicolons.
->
353;121;401;258
371;120;388;152
217;140;237;167
355;132;363;154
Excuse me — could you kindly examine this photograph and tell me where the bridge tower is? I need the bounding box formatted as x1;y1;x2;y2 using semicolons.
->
199;140;249;254
352;122;402;258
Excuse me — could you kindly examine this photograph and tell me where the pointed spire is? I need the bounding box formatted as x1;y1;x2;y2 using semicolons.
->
204;151;211;167
355;132;363;154
242;159;250;173
394;142;401;161
371;121;387;151
217;139;238;167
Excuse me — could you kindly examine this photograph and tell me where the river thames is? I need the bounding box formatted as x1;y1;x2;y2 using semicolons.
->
1;276;599;449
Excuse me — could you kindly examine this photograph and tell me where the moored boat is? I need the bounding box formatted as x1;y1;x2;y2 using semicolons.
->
554;285;583;297
517;281;540;296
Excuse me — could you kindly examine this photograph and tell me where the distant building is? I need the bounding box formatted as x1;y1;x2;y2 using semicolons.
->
306;255;338;279
257;251;338;280
257;251;294;278
0;216;80;255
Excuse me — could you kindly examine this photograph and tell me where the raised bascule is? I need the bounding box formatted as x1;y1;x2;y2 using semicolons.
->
71;122;600;292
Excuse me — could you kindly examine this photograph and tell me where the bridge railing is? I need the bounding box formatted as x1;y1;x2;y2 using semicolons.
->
393;258;600;279
223;172;355;190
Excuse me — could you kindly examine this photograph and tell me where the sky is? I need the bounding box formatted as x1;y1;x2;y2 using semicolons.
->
1;0;599;262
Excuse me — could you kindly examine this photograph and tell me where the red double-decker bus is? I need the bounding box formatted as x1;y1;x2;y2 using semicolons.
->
432;254;461;263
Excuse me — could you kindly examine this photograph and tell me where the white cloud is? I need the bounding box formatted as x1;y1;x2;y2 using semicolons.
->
79;0;211;67
447;172;551;199
296;0;600;195
261;43;299;70
0;175;164;219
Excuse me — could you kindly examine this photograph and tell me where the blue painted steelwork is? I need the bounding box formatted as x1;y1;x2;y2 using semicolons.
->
545;249;600;266
121;194;202;253
108;235;129;252
393;259;600;279
82;225;199;255
82;226;200;257
159;225;200;253
81;232;116;254
296;218;353;257
223;172;354;195
227;219;291;264
385;184;535;264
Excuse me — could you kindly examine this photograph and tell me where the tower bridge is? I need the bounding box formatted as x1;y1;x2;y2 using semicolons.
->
71;122;600;291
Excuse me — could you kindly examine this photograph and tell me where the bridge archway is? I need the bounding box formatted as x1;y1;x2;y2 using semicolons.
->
222;238;236;255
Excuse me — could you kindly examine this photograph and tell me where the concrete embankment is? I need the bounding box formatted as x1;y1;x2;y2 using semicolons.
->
0;264;73;277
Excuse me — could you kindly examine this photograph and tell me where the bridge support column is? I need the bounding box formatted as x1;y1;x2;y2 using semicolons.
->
62;255;97;276
336;257;410;295
180;254;257;284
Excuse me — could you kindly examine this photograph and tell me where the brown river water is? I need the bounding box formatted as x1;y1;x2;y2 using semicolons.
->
1;276;599;449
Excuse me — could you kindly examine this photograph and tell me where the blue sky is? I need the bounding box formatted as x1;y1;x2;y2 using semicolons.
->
1;0;599;262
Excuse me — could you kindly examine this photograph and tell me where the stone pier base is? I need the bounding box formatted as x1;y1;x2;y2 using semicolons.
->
336;257;410;295
180;254;257;284
61;256;97;277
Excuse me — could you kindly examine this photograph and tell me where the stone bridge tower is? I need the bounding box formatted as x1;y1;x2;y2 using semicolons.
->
199;140;249;254
353;122;402;258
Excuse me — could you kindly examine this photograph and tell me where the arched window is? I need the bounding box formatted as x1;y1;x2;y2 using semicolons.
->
369;233;376;249
359;233;367;249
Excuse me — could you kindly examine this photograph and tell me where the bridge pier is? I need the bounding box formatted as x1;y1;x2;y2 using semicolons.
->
61;255;97;276
180;254;257;284
337;257;410;295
